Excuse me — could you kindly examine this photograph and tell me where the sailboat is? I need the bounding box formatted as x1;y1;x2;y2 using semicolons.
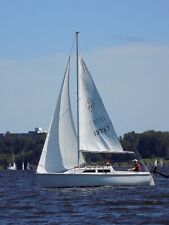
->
8;162;17;170
27;162;30;170
159;159;163;167
22;162;25;170
8;152;17;170
36;32;155;188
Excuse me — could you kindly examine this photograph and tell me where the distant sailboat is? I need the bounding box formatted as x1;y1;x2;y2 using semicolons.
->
159;159;163;167
8;162;16;170
8;153;16;170
153;159;163;167
154;159;158;166
36;32;155;188
22;162;25;170
27;162;30;170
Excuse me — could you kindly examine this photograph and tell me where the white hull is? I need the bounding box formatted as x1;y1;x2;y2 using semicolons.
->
7;163;16;170
8;167;16;170
36;171;154;188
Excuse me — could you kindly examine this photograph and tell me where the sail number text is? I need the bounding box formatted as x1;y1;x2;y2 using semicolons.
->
94;126;110;136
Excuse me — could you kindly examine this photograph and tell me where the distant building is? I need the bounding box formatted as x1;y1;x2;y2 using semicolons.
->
34;127;44;133
0;128;47;136
28;127;47;134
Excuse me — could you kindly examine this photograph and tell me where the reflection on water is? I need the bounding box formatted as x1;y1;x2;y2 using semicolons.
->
0;167;169;225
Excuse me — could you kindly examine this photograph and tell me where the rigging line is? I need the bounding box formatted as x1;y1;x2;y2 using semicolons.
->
134;149;149;172
106;86;149;171
68;34;76;58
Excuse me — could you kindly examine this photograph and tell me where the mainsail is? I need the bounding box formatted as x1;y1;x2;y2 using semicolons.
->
79;57;123;153
37;60;80;173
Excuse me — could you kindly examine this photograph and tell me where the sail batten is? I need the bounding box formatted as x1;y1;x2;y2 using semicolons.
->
80;149;134;154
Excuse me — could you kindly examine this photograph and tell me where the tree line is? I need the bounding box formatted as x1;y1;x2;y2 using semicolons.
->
0;132;45;170
0;130;169;170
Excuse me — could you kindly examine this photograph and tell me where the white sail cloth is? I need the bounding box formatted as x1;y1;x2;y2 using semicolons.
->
79;58;123;153
37;56;124;174
37;61;81;173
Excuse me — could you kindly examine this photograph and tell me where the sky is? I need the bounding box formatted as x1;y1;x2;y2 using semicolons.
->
0;0;169;135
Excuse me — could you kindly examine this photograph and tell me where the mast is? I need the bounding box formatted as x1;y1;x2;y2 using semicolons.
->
76;32;80;166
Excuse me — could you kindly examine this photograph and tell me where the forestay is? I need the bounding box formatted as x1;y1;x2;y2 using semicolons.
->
37;60;79;173
79;57;124;153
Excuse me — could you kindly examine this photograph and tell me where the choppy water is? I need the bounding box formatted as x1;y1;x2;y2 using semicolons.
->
0;168;169;225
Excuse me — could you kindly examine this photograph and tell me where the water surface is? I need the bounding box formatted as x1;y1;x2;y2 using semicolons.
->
0;168;169;225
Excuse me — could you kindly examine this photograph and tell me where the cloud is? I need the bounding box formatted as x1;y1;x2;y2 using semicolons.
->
0;44;169;134
84;44;169;134
111;34;144;44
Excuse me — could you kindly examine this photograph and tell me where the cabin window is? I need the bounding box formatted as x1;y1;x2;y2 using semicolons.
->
83;169;96;173
98;169;110;173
